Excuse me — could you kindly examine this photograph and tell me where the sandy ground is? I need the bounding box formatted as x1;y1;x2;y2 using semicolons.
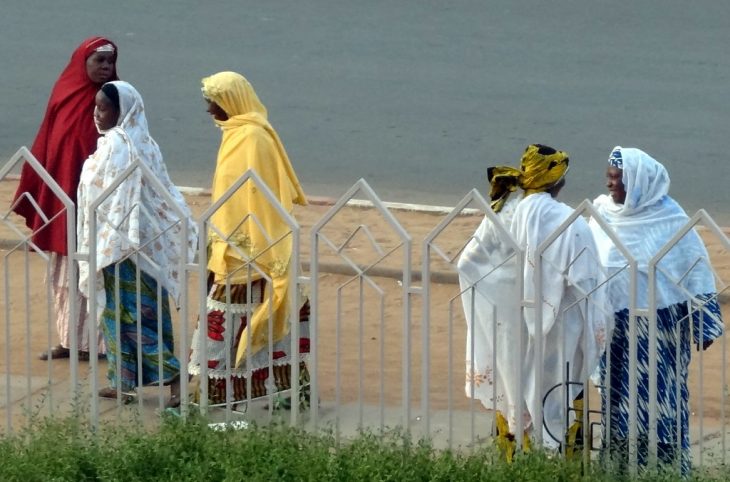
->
1;178;729;452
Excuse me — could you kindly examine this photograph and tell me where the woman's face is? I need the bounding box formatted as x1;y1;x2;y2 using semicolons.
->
94;90;119;131
86;51;116;85
206;99;229;121
606;166;627;204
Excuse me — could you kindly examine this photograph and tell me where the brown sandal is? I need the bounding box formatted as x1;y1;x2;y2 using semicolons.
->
38;345;106;361
38;344;70;360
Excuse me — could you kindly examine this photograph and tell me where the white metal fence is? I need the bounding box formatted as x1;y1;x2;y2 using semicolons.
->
1;147;728;475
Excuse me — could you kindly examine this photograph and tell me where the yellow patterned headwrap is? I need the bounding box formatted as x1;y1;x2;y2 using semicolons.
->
487;166;521;212
518;144;569;195
486;144;569;211
202;71;306;366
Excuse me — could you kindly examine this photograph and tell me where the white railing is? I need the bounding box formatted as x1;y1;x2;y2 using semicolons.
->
310;179;412;441
1;147;728;475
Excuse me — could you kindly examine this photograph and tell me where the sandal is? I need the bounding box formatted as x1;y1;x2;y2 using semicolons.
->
263;395;291;411
165;394;181;409
163;374;184;409
78;351;107;361
38;344;70;360
263;381;312;411
98;387;135;404
265;391;312;411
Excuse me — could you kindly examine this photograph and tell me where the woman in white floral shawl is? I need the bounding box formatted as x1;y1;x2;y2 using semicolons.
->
77;81;197;405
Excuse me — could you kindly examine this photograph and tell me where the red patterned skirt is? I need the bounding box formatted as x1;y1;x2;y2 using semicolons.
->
189;278;310;405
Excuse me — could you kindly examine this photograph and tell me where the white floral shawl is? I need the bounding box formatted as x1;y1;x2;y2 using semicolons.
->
77;81;197;310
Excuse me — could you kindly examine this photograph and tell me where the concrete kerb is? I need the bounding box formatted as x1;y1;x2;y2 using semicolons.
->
3;182;728;291
0;184;475;284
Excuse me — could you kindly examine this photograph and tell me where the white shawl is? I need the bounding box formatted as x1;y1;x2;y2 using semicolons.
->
589;147;716;311
77;81;198;310
511;192;609;445
458;194;525;429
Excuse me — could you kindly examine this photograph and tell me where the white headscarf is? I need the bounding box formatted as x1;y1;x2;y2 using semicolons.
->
77;81;198;309
591;146;716;310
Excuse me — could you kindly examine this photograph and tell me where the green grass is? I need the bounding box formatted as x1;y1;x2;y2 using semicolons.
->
0;414;725;481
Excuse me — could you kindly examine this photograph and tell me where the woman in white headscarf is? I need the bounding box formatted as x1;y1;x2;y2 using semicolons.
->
590;146;724;475
77;81;198;405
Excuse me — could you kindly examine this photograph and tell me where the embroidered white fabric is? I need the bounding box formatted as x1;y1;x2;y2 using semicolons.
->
509;192;610;446
77;81;197;313
458;195;526;430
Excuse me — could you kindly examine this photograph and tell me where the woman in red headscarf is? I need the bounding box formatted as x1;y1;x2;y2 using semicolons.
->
13;36;119;360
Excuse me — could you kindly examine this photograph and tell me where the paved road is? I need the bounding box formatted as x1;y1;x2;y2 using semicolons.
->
1;1;729;222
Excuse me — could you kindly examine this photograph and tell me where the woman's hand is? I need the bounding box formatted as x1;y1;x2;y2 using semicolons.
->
697;339;714;351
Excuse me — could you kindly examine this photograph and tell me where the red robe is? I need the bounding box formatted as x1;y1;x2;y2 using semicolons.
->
12;36;119;255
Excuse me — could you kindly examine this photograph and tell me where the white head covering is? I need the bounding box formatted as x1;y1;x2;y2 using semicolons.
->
591;146;716;310
78;81;198;309
606;146;671;215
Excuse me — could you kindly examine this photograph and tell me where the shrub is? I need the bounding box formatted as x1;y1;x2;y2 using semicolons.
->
0;415;722;481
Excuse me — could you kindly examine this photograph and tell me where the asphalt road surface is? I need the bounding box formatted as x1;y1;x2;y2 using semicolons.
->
1;1;728;221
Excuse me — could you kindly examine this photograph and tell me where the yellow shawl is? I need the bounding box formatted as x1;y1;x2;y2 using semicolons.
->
203;72;307;366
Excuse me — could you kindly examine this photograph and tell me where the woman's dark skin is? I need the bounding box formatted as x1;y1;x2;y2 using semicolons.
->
86;51;116;84
93;90;119;131
206;99;229;121
548;176;566;198
606;166;627;204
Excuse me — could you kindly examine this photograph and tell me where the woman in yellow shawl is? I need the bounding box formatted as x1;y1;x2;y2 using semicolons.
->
188;71;310;408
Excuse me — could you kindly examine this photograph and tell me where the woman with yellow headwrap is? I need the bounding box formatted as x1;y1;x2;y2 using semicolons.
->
511;144;608;452
188;71;310;408
459;144;609;457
